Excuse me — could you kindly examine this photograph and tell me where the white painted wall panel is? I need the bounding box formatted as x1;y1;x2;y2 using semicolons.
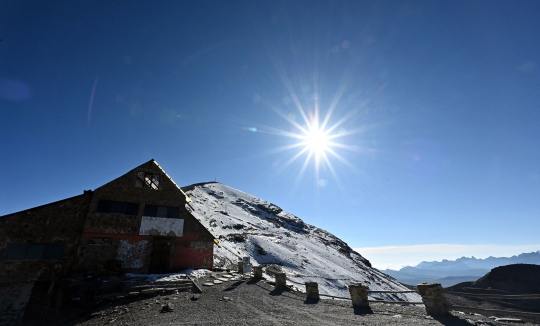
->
139;217;184;237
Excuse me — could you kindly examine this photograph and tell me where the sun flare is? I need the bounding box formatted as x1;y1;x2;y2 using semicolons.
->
301;123;330;156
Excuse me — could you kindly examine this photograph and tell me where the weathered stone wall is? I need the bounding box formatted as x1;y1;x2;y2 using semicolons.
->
79;160;214;272
171;240;213;270
0;194;91;325
0;194;92;283
0;160;215;325
83;161;189;232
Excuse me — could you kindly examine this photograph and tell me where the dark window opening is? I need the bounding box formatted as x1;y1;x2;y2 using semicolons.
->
43;244;65;260
125;203;139;215
96;200;112;213
96;200;139;216
143;204;158;217
111;201;125;214
26;245;45;260
4;244;28;260
3;243;65;261
143;205;180;219
157;206;168;217
136;172;160;190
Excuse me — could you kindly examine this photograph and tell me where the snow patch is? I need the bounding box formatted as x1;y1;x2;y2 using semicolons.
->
183;182;422;302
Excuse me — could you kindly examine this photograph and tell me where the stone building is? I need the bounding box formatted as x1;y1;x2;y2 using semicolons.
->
0;159;215;324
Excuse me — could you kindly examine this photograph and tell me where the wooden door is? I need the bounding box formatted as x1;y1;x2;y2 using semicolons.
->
149;237;172;274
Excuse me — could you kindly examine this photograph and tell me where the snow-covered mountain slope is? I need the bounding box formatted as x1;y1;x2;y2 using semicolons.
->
183;182;421;302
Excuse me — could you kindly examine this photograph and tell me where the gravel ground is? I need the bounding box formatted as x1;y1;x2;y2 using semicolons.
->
69;274;539;326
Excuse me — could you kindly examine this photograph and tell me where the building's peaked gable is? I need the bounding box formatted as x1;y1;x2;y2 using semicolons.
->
94;159;191;203
151;159;192;203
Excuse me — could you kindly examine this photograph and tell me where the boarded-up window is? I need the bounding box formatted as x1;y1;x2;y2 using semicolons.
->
3;243;28;260
143;205;158;217
143;205;180;219
111;201;125;214
157;206;168;218
43;244;65;260
97;200;139;216
125;203;139;215
3;243;65;261
26;245;45;260
168;207;179;219
97;200;112;213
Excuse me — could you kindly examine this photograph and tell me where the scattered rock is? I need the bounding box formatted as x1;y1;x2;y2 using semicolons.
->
161;302;175;312
202;282;214;286
191;294;201;301
213;280;223;284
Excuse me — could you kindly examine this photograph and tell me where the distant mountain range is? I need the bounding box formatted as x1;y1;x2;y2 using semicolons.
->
382;251;540;287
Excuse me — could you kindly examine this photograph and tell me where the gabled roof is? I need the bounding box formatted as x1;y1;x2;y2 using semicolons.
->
95;159;192;203
151;159;192;203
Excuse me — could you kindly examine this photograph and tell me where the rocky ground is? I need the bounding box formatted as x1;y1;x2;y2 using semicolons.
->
64;271;539;326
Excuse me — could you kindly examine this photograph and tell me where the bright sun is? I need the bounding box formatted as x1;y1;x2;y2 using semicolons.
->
302;124;330;156
249;71;365;189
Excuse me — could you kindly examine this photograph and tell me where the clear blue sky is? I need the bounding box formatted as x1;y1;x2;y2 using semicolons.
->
1;1;539;267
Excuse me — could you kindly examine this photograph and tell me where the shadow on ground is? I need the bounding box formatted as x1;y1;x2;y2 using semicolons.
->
223;281;245;291
353;306;374;315
434;314;482;326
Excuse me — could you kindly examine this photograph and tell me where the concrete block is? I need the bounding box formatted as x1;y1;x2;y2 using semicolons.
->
305;282;319;300
417;283;451;316
253;266;263;279
348;283;369;307
275;273;286;289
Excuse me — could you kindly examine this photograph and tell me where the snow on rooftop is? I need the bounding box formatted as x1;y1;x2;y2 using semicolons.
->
184;182;421;302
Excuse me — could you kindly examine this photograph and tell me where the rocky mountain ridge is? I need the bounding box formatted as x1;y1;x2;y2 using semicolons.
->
382;251;540;287
182;182;420;302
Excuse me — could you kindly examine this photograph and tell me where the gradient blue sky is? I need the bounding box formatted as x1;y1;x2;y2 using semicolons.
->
1;1;539;268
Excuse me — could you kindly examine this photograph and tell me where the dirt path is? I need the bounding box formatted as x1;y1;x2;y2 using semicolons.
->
69;277;539;326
